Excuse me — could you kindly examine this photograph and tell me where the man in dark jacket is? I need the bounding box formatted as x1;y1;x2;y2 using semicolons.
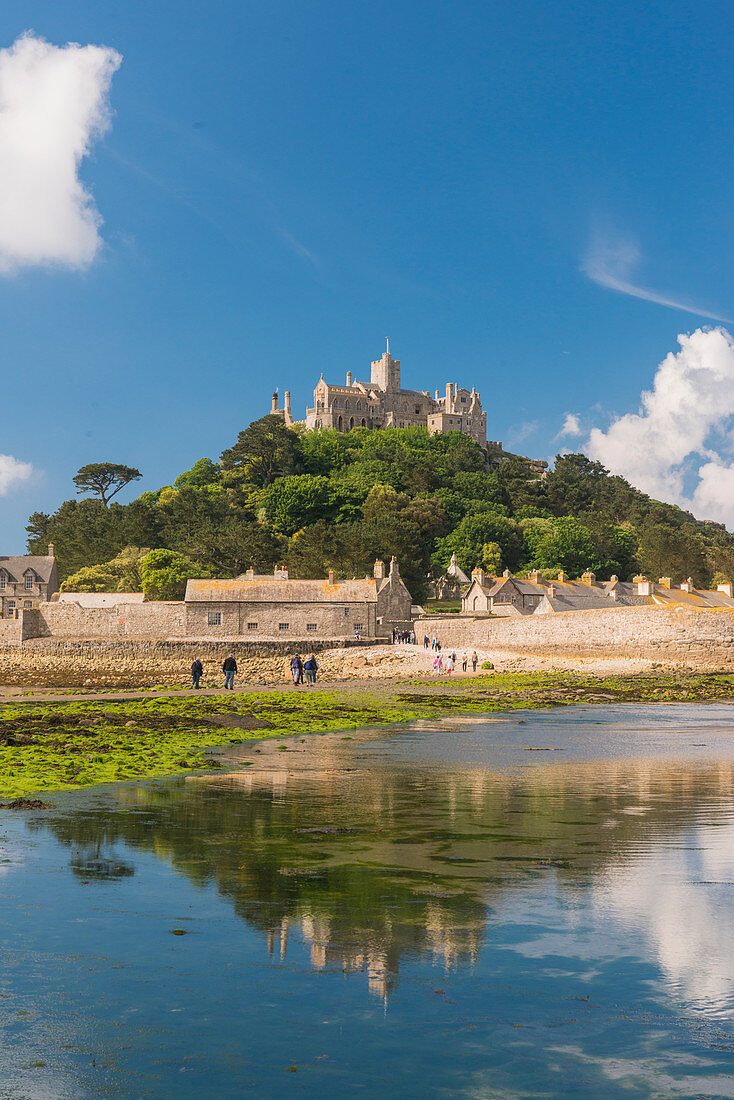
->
223;655;238;690
303;654;318;685
191;658;203;690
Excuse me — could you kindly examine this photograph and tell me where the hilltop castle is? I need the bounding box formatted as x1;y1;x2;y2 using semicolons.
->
269;343;490;445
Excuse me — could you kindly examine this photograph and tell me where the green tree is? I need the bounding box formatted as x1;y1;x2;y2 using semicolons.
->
529;517;599;577
140;549;212;601
73;463;142;506
261;475;331;535
220;415;301;487
60;547;150;592
436;512;522;573
481;541;503;573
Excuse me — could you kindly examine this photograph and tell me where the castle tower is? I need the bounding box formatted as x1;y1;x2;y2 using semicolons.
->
370;342;400;392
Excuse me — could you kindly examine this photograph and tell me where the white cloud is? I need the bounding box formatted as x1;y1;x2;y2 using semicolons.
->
586;327;734;527
0;454;33;494
559;413;582;437
0;32;121;273
582;229;731;323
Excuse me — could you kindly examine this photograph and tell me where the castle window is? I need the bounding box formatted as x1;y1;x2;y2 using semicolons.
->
0;573;5;590
247;621;258;630
356;401;362;410
338;416;343;430
279;623;289;631
349;417;354;429
306;623;317;631
344;399;350;410
415;406;420;414
361;418;366;427
24;572;34;590
208;612;221;626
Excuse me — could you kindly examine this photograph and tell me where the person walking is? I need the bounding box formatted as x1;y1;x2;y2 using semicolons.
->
424;634;430;649
471;650;479;673
462;654;468;672
191;658;203;690
304;654;318;685
446;653;454;674
433;653;441;674
290;654;303;686
223;654;238;690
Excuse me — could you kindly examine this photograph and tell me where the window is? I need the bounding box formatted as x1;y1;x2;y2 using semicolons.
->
354;622;364;630
306;623;317;632
279;623;289;631
343;608;350;616
23;600;32;609
0;573;5;590
207;611;221;626
247;622;258;630
24;573;33;590
7;601;15;617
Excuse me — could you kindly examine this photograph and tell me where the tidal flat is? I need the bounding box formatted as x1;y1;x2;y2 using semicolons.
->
2;670;734;797
2;702;734;1097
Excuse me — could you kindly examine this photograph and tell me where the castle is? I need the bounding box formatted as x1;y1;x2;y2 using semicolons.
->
269;343;490;445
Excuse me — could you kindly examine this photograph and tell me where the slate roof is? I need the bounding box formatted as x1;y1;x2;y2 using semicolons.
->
0;555;55;582
186;576;379;604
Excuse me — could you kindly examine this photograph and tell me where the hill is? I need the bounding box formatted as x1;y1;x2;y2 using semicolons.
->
26;416;734;601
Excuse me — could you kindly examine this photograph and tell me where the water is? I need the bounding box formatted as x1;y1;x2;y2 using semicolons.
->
3;704;734;1098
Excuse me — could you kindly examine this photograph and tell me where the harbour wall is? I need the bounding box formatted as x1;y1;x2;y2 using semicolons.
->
416;605;734;668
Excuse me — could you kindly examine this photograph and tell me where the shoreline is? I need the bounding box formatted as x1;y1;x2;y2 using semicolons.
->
1;667;734;799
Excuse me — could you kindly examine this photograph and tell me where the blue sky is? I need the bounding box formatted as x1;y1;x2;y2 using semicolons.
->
1;0;732;550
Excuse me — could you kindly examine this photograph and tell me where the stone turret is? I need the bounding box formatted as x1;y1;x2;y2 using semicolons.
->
373;559;386;580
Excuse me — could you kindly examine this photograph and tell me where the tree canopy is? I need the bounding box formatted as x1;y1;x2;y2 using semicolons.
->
28;428;734;601
73;463;142;507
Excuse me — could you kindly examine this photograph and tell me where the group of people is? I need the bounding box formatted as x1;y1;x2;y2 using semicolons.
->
190;655;238;690
431;648;480;675
392;628;416;644
290;654;319;686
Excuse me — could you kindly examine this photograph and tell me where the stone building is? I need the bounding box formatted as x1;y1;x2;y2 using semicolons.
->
461;567;734;617
0;545;59;618
270;343;490;445
184;558;412;639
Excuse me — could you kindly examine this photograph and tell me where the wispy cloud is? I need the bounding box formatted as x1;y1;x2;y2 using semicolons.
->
582;230;731;323
0;454;33;494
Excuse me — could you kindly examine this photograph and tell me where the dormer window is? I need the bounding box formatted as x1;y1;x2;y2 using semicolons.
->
24;572;34;590
0;573;5;590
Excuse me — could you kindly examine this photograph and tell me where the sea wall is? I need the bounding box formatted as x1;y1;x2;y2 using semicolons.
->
33;601;187;639
416;605;734;668
0;637;382;688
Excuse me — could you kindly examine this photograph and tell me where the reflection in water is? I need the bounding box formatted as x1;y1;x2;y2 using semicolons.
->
5;704;734;1097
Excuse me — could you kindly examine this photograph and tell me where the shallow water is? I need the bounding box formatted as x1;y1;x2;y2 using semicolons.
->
3;704;734;1098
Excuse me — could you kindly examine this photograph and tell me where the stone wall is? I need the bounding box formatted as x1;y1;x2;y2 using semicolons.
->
185;600;377;639
34;601;186;639
416;606;734;667
0;637;381;688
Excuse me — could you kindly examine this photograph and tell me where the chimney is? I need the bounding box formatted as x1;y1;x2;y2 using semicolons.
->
47;542;55;558
327;569;335;585
679;577;694;593
373;558;386;580
245;566;255;580
502;568;511;578
284;390;292;424
547;584;556;599
271;392;278;413
557;571;568;583
389;556;399;578
528;569;542;585
717;582;734;598
273;564;288;580
634;574;652;596
581;571;596;586
472;566;486;587
435;389;439;400
445;382;454;410
346;371;352;387
658;576;672;589
609;575;618;584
